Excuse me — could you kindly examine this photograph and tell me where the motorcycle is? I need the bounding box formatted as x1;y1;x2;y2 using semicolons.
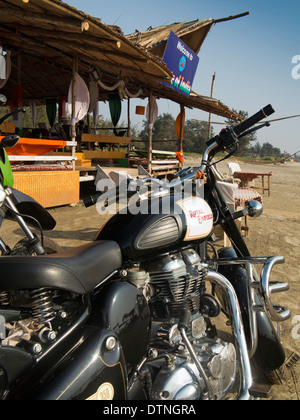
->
0;105;290;400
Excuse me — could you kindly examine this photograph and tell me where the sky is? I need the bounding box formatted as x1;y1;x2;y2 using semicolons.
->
65;0;300;154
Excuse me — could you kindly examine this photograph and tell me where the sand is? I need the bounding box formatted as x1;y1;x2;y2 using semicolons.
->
0;159;299;400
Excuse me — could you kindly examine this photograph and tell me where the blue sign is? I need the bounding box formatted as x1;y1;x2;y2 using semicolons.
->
162;31;199;97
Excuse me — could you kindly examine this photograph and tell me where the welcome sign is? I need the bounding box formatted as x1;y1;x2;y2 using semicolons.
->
162;31;199;97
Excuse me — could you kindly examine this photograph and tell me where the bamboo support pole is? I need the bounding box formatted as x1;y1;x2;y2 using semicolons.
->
179;104;185;169
208;72;216;139
71;56;78;170
147;92;153;174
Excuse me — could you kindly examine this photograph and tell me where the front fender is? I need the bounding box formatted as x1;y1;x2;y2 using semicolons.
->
6;187;56;231
218;247;286;372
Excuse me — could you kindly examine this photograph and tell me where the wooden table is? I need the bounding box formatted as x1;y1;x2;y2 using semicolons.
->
233;171;275;196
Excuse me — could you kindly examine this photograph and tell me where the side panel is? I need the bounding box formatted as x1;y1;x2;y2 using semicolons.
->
98;282;152;368
7;327;127;401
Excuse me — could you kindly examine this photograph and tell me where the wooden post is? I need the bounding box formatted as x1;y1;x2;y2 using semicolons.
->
147;92;153;174
179;104;185;169
127;97;131;137
208;72;216;140
14;53;23;131
127;97;131;157
71;56;78;169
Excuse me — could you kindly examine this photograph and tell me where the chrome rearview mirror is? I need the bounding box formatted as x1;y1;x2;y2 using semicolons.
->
232;200;263;221
246;200;263;218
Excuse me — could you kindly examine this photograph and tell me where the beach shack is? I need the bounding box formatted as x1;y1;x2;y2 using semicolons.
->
0;0;242;207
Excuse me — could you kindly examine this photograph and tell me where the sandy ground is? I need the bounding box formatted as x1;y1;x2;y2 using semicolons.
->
0;159;299;400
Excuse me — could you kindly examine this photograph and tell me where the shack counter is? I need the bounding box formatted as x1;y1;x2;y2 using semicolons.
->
3;137;79;208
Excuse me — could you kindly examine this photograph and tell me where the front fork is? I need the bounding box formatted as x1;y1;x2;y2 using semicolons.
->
0;186;46;255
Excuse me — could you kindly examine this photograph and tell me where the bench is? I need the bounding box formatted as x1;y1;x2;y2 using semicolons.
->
81;134;131;146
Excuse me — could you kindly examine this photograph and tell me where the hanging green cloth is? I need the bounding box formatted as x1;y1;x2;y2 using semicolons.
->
46;98;57;128
0;149;14;187
108;94;126;137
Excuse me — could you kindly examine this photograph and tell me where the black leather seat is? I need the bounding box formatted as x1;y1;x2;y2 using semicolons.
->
0;241;122;294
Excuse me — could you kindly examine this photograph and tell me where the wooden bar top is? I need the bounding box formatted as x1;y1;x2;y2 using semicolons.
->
81;134;131;144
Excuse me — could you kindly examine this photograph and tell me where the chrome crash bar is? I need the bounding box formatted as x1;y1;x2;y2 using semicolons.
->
205;271;252;401
211;256;290;359
206;256;290;400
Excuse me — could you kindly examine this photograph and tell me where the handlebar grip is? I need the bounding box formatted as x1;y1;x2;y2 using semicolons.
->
0;108;26;126
83;192;102;208
233;104;275;136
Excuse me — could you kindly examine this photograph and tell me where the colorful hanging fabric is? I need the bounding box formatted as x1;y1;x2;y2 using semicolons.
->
88;81;99;114
175;109;186;140
67;73;90;128
146;96;158;129
46;98;57;128
90;67;146;99
29;100;36;127
108;93;126;137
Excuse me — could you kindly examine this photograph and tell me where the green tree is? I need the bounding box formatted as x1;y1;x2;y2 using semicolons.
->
260;142;282;159
183;119;212;154
138;113;212;154
139;113;177;151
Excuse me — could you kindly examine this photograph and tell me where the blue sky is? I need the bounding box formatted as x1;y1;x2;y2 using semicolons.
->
65;0;300;154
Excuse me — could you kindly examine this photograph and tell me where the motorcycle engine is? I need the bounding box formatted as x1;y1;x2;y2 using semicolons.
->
128;248;237;400
147;338;236;400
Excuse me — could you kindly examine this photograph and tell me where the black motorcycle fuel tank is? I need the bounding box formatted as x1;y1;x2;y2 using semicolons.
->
95;194;214;260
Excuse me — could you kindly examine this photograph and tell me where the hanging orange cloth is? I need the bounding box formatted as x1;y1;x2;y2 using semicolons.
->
4;138;67;156
175;109;185;141
175;109;185;164
175;151;184;164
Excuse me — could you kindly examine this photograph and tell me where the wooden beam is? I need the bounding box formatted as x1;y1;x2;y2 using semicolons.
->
214;12;250;24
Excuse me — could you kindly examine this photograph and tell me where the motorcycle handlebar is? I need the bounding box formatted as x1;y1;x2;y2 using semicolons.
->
84;105;276;207
206;104;275;155
232;104;275;137
84;193;101;208
0;108;26;126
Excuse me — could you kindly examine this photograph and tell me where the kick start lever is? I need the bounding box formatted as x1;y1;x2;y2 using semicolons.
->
179;308;215;400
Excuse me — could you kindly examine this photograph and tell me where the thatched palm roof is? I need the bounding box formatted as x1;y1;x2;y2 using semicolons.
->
0;0;244;120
